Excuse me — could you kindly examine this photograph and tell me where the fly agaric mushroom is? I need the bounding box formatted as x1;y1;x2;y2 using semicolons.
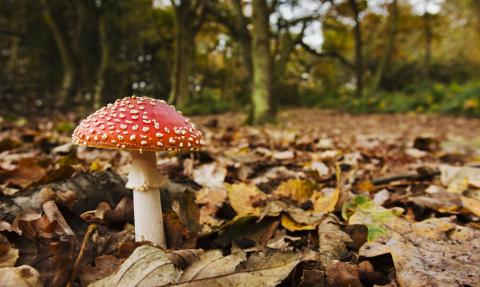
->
72;96;204;248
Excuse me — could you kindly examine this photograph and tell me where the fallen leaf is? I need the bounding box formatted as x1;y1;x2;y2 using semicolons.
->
0;265;43;287
89;245;180;287
172;249;313;287
80;255;125;286
312;187;340;214
345;196;480;287
0;234;19;267
1;158;46;190
440;165;480;192
317;215;351;267
0;137;22;152
325;262;361;287
180;249;246;282
167;249;204;269
273;179;316;203
193;162;227;188
226;183;267;217
281;214;317;231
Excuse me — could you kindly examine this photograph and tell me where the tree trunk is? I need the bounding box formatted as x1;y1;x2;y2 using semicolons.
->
423;11;432;81
93;14;109;110
250;0;273;124
370;0;398;94
232;0;253;100
349;0;364;98
40;0;75;106
169;2;195;110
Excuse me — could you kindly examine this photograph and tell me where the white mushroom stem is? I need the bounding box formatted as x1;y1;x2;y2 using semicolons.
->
126;151;167;248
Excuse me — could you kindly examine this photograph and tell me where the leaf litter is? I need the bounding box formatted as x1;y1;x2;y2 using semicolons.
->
1;110;480;286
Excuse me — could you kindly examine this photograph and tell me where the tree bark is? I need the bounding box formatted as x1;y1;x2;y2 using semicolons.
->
40;0;75;106
370;0;398;94
169;0;198;110
423;11;432;81
93;14;109;110
0;171;130;222
349;0;364;98
232;0;253;100
251;0;273;124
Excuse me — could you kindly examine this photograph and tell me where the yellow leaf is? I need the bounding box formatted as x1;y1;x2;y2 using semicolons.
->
356;180;375;193
312;188;340;214
89;160;102;172
461;196;480;217
226;183;266;218
273;179;316;202
281;214;317;231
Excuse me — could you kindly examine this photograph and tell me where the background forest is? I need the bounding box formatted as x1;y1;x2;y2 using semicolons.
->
1;0;479;122
2;1;480;286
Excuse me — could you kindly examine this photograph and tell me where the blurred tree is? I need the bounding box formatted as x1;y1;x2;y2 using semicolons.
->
348;0;366;98
169;0;206;110
423;1;432;81
206;0;253;102
251;0;273;124
370;0;398;95
93;5;109;110
40;0;75;106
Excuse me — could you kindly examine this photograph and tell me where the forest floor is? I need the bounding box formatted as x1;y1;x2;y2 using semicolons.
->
1;109;480;286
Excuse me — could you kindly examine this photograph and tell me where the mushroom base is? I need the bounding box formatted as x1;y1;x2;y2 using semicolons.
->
133;187;166;247
127;151;167;248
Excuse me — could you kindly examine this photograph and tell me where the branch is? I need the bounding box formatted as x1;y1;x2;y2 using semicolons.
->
204;1;238;37
193;1;207;34
300;41;354;70
371;170;440;186
277;14;320;29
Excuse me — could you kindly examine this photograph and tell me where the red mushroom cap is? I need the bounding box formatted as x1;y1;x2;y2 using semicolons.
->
72;96;205;151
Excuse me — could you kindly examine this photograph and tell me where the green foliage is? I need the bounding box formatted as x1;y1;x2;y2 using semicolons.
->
182;89;232;115
299;81;480;117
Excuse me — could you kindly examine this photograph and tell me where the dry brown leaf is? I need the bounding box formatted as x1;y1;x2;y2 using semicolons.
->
325;262;361;287
318;215;351;267
42;201;74;236
347;196;480;287
0;265;44;287
89;245;180;287
167;249;204;269
80;255;125;286
179;249;246;282
192;162;227;188
171;249;313;287
2;158;46;190
0;234;19;268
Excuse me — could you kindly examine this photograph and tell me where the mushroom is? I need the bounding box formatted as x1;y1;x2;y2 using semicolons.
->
72;96;205;248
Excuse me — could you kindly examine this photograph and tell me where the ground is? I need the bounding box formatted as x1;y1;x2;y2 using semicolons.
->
1;109;480;287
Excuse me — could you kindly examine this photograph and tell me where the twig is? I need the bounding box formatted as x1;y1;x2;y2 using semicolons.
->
67;224;97;287
371;170;440;186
